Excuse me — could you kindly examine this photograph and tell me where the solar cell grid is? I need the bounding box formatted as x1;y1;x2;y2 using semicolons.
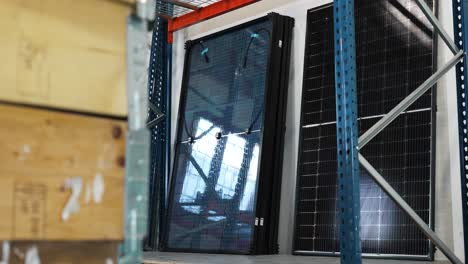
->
294;0;435;258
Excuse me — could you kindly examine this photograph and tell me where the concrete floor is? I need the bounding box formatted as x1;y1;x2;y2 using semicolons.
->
143;252;449;264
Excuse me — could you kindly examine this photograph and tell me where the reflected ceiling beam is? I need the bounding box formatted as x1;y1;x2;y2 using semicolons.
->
387;0;432;37
183;145;220;198
172;218;228;242
188;86;225;116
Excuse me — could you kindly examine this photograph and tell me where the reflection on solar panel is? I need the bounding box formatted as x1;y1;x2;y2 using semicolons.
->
162;14;294;254
293;0;435;259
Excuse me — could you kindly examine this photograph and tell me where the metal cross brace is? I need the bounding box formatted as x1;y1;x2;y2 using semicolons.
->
415;0;459;55
353;0;464;263
358;50;464;149
147;101;166;128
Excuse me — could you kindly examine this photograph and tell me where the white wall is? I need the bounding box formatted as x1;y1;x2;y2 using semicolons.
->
437;1;465;261
169;0;463;260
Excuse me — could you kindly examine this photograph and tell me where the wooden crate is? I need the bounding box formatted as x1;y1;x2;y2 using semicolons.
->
3;241;119;264
0;104;126;240
0;0;131;116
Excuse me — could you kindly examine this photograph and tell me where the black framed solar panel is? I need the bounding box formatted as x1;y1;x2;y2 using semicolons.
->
293;0;436;259
162;13;294;255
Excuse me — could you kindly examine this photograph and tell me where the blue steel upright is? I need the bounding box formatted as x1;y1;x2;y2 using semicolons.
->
333;0;362;263
146;0;172;250
452;0;468;258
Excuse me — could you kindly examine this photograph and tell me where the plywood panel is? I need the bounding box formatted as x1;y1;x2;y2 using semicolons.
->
1;241;119;264
0;0;130;116
0;104;126;240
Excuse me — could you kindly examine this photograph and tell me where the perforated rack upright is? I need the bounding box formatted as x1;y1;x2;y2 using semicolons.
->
333;1;362;263
146;0;172;251
453;0;468;259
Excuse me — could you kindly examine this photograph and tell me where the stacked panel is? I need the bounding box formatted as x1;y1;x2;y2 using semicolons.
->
294;0;435;259
163;14;294;254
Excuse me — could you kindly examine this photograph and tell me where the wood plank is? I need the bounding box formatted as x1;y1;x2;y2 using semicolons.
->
0;0;131;116
2;241;119;264
0;104;126;240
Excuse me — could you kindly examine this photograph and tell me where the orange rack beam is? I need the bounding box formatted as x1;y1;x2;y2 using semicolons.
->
166;0;260;43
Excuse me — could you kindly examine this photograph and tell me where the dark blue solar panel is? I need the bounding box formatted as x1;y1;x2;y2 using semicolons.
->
164;18;273;253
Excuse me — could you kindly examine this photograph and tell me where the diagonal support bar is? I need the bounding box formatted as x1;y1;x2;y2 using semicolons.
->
415;0;460;55
359;154;463;264
147;101;166;128
358;50;464;149
146;114;166;128
148;101;163;115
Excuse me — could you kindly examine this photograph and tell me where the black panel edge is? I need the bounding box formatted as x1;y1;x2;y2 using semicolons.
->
263;14;295;255
428;0;439;260
253;12;294;255
252;12;283;255
271;15;295;254
160;30;193;251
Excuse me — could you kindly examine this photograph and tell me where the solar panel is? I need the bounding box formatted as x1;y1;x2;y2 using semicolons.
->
294;0;435;259
162;14;294;254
